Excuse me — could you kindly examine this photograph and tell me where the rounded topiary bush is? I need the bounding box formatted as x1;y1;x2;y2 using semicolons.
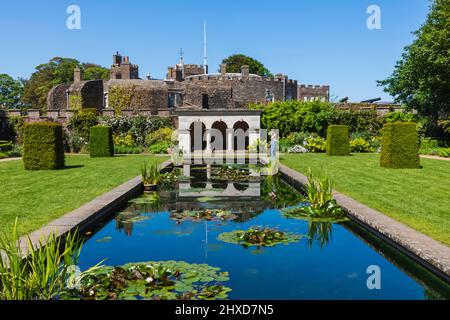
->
23;122;65;170
90;126;114;158
380;122;420;169
326;125;349;156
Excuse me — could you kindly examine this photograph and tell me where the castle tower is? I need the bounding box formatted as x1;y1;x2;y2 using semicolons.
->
110;52;139;80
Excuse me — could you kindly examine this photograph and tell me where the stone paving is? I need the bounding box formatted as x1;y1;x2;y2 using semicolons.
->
0;157;21;163
278;163;450;281
420;155;450;161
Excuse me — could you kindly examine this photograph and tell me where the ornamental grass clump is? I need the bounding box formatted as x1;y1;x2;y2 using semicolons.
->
141;161;162;186
283;169;346;221
0;220;83;300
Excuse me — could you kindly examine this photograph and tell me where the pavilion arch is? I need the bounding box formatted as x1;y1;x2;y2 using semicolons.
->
233;121;250;151
211;121;228;151
189;121;207;152
176;110;262;155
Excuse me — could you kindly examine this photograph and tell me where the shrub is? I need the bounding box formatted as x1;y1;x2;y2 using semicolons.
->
98;116;173;146
89;126;114;157
438;148;450;158
114;133;136;148
286;132;308;145
7;116;25;145
148;141;171;154
250;101;384;138
0;141;13;152
350;138;373;153
0;152;7;159
380;122;420;169
64;131;88;154
249;100;335;137
145;127;174;147
384;111;415;123
326;125;349;156
420;138;439;149
67;110;99;142
23;122;65;170
279;138;294;153
304;136;326;153
333;110;384;136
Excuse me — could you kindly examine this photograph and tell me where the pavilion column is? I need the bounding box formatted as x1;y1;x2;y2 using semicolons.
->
226;129;233;151
183;165;191;177
178;129;191;157
248;128;260;164
206;130;212;152
206;164;211;179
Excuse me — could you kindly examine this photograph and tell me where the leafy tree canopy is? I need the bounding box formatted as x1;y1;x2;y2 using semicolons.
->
220;54;272;77
378;0;450;121
21;57;109;111
0;74;24;109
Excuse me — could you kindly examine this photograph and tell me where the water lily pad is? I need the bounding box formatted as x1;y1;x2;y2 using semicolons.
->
218;227;303;248
61;261;231;300
170;209;238;223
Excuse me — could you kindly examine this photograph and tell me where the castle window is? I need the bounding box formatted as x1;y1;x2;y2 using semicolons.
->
202;94;209;109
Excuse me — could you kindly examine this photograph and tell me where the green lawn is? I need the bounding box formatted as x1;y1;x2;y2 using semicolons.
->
281;153;450;246
0;155;168;236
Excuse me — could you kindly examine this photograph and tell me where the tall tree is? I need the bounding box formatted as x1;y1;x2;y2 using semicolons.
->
378;0;450;121
220;54;272;77
0;74;24;109
21;57;109;111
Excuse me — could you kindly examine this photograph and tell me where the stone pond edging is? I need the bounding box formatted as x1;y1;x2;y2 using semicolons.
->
278;163;450;282
10;159;450;284
16;159;173;256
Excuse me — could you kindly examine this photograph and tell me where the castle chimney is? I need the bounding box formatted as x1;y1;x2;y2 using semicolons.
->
74;67;81;83
220;63;227;76
113;51;122;65
241;65;249;79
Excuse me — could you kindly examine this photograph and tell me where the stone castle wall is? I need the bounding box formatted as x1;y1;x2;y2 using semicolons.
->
298;84;330;102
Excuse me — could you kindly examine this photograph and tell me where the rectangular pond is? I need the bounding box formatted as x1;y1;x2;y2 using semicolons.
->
77;164;450;300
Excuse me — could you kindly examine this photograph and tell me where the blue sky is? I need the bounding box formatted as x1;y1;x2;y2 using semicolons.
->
0;0;430;101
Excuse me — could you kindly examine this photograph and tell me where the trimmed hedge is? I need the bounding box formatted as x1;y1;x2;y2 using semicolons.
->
90;126;114;157
23;122;65;170
380;122;420;169
326;125;349;156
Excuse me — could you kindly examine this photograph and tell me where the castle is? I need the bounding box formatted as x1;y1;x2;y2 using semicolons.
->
46;52;330;114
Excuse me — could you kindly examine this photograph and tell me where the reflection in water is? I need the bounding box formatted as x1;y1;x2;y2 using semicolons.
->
79;164;450;299
261;175;305;208
306;221;333;249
